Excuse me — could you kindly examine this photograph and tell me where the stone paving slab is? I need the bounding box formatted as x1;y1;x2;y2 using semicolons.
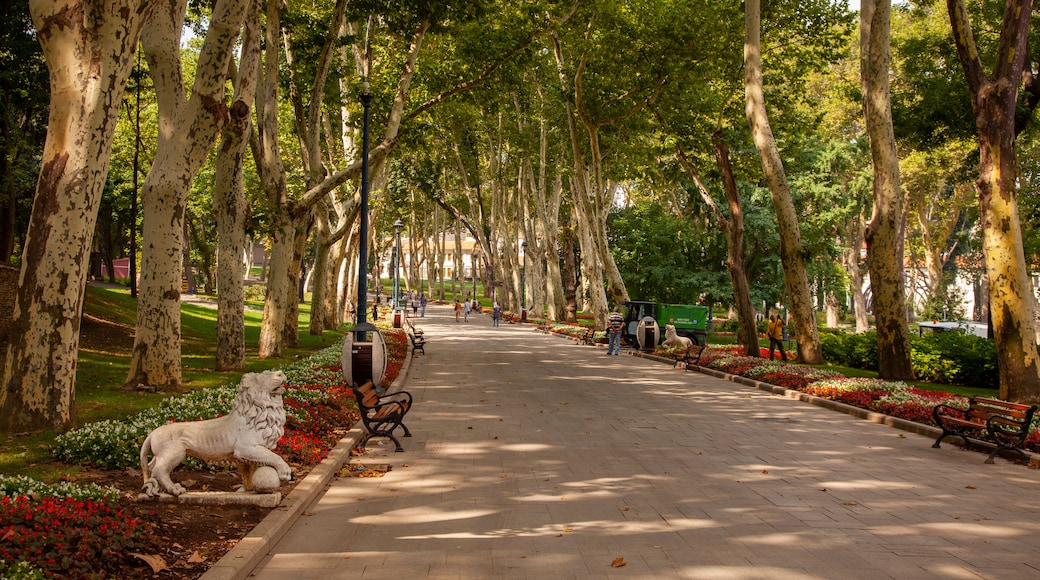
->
242;306;1040;579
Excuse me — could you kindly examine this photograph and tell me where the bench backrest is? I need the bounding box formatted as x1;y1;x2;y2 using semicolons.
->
969;397;1037;427
352;381;380;408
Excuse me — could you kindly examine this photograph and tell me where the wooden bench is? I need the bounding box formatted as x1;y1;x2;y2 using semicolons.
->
679;343;708;370
407;330;425;354
350;381;413;452
404;320;426;354
932;397;1037;463
577;327;596;345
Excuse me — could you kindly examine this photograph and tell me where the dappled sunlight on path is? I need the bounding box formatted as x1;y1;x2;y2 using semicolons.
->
249;303;1040;579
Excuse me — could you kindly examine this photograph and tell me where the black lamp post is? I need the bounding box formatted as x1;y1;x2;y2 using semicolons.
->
355;82;373;342
393;218;403;317
521;240;528;322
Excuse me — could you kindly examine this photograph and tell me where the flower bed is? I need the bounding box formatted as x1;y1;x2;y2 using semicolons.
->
664;345;1040;454
0;475;154;579
541;321;602;342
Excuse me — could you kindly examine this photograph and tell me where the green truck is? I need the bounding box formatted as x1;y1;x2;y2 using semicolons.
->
621;301;709;346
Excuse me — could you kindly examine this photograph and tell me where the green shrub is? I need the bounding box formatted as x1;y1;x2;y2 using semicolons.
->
821;328;998;388
909;331;998;389
243;283;267;301
822;330;878;371
909;350;960;384
716;317;739;333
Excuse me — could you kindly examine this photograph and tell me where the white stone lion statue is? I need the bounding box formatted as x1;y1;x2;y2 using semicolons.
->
662;324;694;353
139;370;292;498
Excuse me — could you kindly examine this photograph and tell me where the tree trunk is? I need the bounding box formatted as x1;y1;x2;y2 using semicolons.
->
859;0;914;379
845;216;870;333
309;213;332;336
947;0;1040;401
126;0;248;391
281;216;311;348
543;177;566;322
258;217;293;358
711;133;760;356
1;0;158;431
561;219;578;323
0;108;14;263
744;0;822;364
214;2;260;372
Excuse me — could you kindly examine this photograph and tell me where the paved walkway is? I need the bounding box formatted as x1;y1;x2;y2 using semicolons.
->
247;304;1040;579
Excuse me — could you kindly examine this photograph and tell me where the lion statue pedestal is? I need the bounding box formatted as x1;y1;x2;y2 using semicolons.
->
137;370;292;506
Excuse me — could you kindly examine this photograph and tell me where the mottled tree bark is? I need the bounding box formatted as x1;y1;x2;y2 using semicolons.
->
744;0;822;364
948;0;1040;402
214;0;260;371
126;0;249;391
860;0;914;379
1;0;158;431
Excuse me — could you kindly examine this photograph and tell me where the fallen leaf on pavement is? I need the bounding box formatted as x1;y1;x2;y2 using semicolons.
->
611;557;626;568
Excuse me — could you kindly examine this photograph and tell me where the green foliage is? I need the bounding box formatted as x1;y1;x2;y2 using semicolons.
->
607;201;727;304
819;331;879;371
716;317;740;333
910;331;998;389
243;283;267;302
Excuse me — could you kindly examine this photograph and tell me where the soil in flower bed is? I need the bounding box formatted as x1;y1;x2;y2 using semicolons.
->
58;461;309;579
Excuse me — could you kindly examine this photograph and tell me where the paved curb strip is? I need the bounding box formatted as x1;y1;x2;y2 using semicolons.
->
200;341;416;580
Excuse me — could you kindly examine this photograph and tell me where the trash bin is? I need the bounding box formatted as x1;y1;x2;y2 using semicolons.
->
342;329;388;389
521;308;527;322
393;310;402;329
636;316;659;352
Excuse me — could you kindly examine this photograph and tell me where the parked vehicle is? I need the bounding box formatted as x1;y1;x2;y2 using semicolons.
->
916;320;990;339
621;301;709;346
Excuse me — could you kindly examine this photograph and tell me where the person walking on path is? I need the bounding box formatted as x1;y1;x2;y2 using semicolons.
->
767;312;787;361
420;295;427;317
463;300;471;322
454;300;462;322
607;307;624;355
492;302;501;327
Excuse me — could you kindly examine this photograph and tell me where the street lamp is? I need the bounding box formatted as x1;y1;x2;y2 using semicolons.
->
354;82;373;341
343;81;381;391
521;240;528;322
393;219;404;324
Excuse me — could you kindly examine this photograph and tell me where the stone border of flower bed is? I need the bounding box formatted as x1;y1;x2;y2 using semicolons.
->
199;349;417;580
633;350;1040;468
